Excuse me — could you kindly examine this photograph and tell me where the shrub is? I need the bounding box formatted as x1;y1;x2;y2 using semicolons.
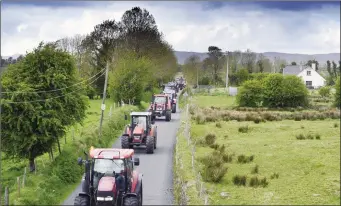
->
334;77;340;108
238;125;249;133
270;172;280;179
334;123;339;128
237;154;254;163
315;133;321;140
209;143;219;150
306;134;314;140
296;134;305;140
215;122;222;128
195;114;206;124
249;176;269;187
236;79;264;107
200;151;228;183
205;133;216;145
263;74;309;108
233;175;247;186
318;86;331;98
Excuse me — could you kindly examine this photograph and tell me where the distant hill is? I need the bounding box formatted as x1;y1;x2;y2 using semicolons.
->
174;51;340;66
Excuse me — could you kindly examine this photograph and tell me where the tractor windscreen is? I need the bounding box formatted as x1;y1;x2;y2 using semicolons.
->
154;96;166;104
94;159;124;175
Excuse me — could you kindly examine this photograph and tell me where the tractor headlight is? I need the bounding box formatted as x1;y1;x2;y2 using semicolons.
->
104;196;113;201
97;197;105;201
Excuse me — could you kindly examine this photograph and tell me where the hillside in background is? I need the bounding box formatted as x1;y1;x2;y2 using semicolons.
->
174;51;340;66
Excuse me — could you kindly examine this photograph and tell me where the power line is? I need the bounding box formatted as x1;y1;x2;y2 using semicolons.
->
1;70;105;104
1;67;106;94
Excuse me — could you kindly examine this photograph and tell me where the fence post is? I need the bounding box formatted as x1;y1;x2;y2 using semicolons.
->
4;187;9;206
22;167;27;188
17;177;20;197
109;106;113;119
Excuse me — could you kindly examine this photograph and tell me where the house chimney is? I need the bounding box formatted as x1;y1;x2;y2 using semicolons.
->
311;63;316;71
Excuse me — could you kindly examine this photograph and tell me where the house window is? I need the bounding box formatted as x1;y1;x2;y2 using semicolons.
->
307;71;311;76
306;81;312;86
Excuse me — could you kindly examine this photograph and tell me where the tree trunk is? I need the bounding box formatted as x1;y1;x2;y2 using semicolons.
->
29;158;36;172
50;148;54;161
57;137;61;155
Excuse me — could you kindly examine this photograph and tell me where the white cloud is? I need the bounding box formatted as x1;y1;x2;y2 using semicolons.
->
1;2;340;56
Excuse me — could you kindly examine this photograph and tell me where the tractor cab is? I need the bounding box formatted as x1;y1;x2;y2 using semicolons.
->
75;148;143;206
122;112;158;153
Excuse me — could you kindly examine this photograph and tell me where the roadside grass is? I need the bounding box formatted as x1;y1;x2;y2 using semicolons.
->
2;99;144;205
192;94;237;108
190;117;340;204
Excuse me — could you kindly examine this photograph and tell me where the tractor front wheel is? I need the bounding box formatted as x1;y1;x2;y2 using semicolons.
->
74;195;90;206
165;111;171;122
171;104;176;113
123;196;139;206
146;136;154;154
121;136;132;149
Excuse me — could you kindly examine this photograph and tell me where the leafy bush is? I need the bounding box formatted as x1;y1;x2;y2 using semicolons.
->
205;133;216;145
334;77;340;108
236;80;264;107
238;125;249;133
318;86;331;98
251;164;259;174
237;154;254;163
249;176;268;187
233;175;247;186
200;151;228;183
235;69;249;86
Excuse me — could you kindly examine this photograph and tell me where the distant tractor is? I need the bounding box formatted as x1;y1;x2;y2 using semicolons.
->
74;148;142;206
148;94;172;122
163;92;177;113
121;112;157;154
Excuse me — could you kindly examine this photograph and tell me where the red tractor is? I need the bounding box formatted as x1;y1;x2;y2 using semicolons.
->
163;92;177;113
121;112;157;154
148;94;172;122
74;148;142;206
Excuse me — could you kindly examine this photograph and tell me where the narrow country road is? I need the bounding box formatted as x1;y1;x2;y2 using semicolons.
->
63;105;181;205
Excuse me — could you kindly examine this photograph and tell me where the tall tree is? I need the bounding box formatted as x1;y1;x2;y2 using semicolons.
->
81;19;121;95
305;59;319;71
1;42;88;172
291;61;297;65
205;46;223;85
183;54;201;86
241;49;257;73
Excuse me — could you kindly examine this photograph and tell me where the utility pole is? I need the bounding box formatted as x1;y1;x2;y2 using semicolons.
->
99;61;110;138
225;52;229;92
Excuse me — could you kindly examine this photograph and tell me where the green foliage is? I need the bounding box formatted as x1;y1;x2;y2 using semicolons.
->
263;74;308;108
236;80;264;107
235;68;250;86
1;42;88;168
318;86;331;98
109;52;153;104
334;77;340;108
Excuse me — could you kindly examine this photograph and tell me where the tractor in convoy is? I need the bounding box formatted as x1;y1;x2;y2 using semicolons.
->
162;90;177;113
121;112;157;154
74;148;143;206
148;94;172;122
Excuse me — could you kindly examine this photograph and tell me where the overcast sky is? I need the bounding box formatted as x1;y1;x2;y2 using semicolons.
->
1;1;340;56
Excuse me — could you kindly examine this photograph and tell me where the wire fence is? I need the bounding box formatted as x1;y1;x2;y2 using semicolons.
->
1;99;135;205
174;100;209;205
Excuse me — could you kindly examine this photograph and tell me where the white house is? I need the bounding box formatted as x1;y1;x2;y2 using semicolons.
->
282;63;326;89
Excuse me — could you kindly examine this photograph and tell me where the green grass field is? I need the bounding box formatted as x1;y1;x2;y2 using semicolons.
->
178;92;340;205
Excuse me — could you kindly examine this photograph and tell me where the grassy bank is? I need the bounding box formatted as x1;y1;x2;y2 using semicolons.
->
2;99;146;205
174;89;340;205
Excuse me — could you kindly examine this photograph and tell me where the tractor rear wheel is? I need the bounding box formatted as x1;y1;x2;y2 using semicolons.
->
74;195;90;206
165;111;171;122
146;136;154;154
123;196;139;206
154;136;157;149
121;136;132;149
171;104;176;113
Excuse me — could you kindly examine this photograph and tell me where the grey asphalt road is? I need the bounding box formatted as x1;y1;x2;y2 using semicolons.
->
63;106;181;205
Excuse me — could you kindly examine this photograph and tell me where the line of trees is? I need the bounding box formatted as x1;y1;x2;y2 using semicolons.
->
181;45;340;87
0;7;178;171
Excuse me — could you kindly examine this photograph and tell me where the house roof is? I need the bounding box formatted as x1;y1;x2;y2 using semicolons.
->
282;65;307;75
